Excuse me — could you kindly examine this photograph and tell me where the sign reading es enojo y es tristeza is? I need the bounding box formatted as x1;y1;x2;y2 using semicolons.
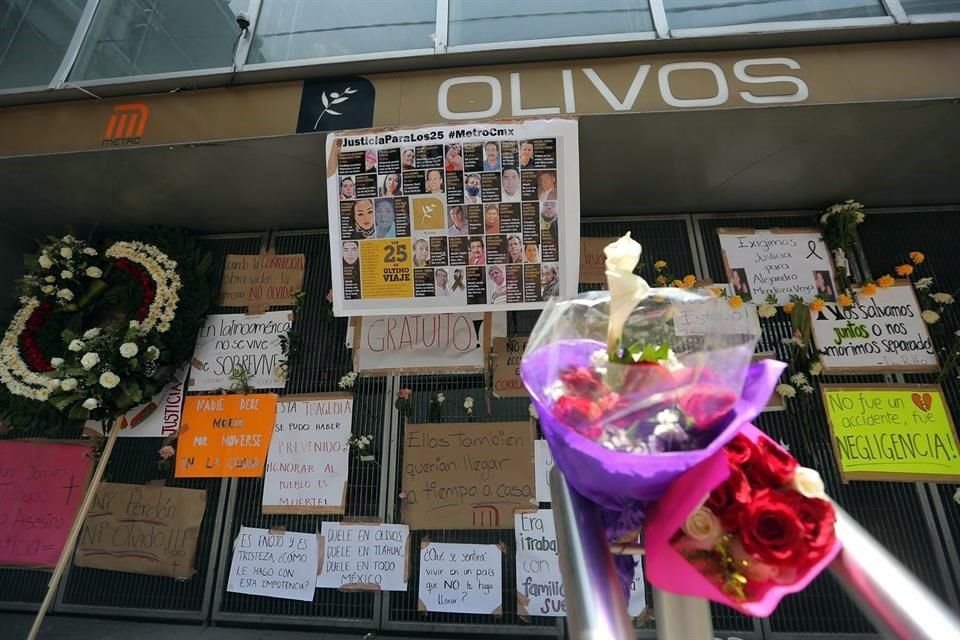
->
327;119;580;316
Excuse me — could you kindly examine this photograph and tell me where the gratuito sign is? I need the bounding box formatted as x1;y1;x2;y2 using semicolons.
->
353;313;486;375
317;522;410;591
515;510;566;617
227;527;318;601
418;542;502;614
822;384;960;482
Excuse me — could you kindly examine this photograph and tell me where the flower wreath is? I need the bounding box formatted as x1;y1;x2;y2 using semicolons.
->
0;230;212;434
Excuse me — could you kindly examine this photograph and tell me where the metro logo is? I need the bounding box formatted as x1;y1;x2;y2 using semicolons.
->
102;103;150;146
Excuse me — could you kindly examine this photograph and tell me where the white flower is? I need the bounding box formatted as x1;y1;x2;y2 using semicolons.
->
60;270;73;280
655;409;680;426
801;384;815;394
83;247;98;256
832;248;849;272
546;380;565;401
82;397;99;410
778;438;791;452
914;277;934;291
57;289;74;301
954;488;960;505
50;357;64;368
338;372;357;389
790;372;808;386
809;362;823;376
590;349;609;371
758;303;777;319
791;467;827;499
60;247;73;259
38;254;54;269
781;337;804;347
119;342;139;358
436;393;445;404
41;285;55;295
603;233;650;352
80;352;100;370
68;339;85;352
85;266;103;279
463;396;474;409
60;378;78;391
62;235;75;244
83;328;100;339
922;310;940;325
98;371;120;389
776;383;797;399
681;506;723;551
45;276;56;283
931;293;954;305
145;345;160;360
529;403;539;420
157;321;171;332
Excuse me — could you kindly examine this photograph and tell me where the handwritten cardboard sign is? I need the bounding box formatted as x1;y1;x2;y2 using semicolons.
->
85;364;188;438
401;422;536;530
515;510;565;617
316;522;410;591
74;483;207;578
753;353;785;412
718;228;836;305
418;541;502;615
262;395;352;514
579;237;617;284
822;384;960;482
189;311;291;391
227;526;318;601
353;313;488;375
810;281;938;374
176;394;277;478
492;336;529;398
534;440;554;503
0;441;93;568
219;252;306;314
672;286;760;338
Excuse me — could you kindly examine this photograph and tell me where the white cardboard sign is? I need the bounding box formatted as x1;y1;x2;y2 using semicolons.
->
261;396;353;514
226;527;318;602
673;286;760;338
515;510;566;617
534;440;554;504
353;313;485;374
189;311;290;391
316;522;410;591
418;542;502;614
628;560;648;617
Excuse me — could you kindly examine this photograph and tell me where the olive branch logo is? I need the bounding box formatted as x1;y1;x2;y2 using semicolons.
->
314;86;358;129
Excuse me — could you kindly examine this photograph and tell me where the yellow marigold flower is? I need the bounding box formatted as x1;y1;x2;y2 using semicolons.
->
671;279;683;287
838;294;853;308
909;251;925;265
861;283;878;297
783;302;795;314
809;298;825;312
876;274;895;288
655;275;667;286
654;260;668;271
682;274;697;288
710;287;724;298
895;264;914;277
728;295;743;309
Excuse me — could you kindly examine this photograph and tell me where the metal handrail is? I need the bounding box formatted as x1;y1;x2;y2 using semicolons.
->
549;466;960;640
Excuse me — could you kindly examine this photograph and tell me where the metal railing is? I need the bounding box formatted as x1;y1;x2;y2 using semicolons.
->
549;466;960;640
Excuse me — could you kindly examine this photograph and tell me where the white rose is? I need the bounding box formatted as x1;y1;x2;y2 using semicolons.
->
38;254;54;269
776;383;797;399
60;247;73;259
80;352;100;370
119;342;139;358
921;310;940;325
50;357;64;368
85;266;103;279
931;293;954;305
82;397;99;410
463;396;474;409
758;303;777;319
57;289;74;301
83;328;100;339
41;285;55;295
60;378;78;391
791;467;827;499
603;233;650;352
62;235;75;243
809;361;823;376
68;339;85;352
60;270;73;280
98;371;120;389
681;506;723;551
83;247;97;256
45;276;56;283
145;345;160;360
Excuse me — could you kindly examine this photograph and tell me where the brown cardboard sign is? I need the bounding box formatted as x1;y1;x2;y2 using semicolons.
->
401;422;536;529
492;336;529;398
75;482;207;579
218;251;306;313
579;237;617;284
752;352;785;412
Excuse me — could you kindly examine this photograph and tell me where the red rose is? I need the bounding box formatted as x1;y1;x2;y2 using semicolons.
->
725;434;756;466
785;490;837;562
621;362;676;395
679;386;737;429
738;489;809;568
554;396;602;438
744;437;798;488
560;367;606;398
706;467;752;530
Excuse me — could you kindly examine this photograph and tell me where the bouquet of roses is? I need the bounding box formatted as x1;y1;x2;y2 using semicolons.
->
645;425;840;615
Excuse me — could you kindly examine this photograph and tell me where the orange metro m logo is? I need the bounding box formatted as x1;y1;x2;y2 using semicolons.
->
102;103;150;146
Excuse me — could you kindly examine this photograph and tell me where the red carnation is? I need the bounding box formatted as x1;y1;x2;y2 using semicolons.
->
745;438;798;488
785;491;837;562
706;466;752;530
725;434;756;466
738;489;809;568
554;396;603;438
560;367;606;397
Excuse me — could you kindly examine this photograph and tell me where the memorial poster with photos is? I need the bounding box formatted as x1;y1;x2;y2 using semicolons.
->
327;119;580;316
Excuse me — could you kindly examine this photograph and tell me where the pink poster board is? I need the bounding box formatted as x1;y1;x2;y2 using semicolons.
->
0;440;94;569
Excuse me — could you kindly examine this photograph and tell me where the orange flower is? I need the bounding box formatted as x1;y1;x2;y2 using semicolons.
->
909;251;925;265
837;294;853;308
710;287;724;298
876;274;895;288
809;297;825;312
728;295;743;309
654;260;668;271
671;279;683;288
861;283;878;297
895;264;914;277
682;274;697;289
783;302;795;314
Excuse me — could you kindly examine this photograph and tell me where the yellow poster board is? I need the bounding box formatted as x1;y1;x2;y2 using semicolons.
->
821;384;960;482
359;238;413;299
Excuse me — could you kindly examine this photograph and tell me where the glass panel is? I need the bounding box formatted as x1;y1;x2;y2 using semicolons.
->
0;0;87;90
248;0;436;63
448;0;653;46
663;0;886;30
901;0;960;14
70;0;249;81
